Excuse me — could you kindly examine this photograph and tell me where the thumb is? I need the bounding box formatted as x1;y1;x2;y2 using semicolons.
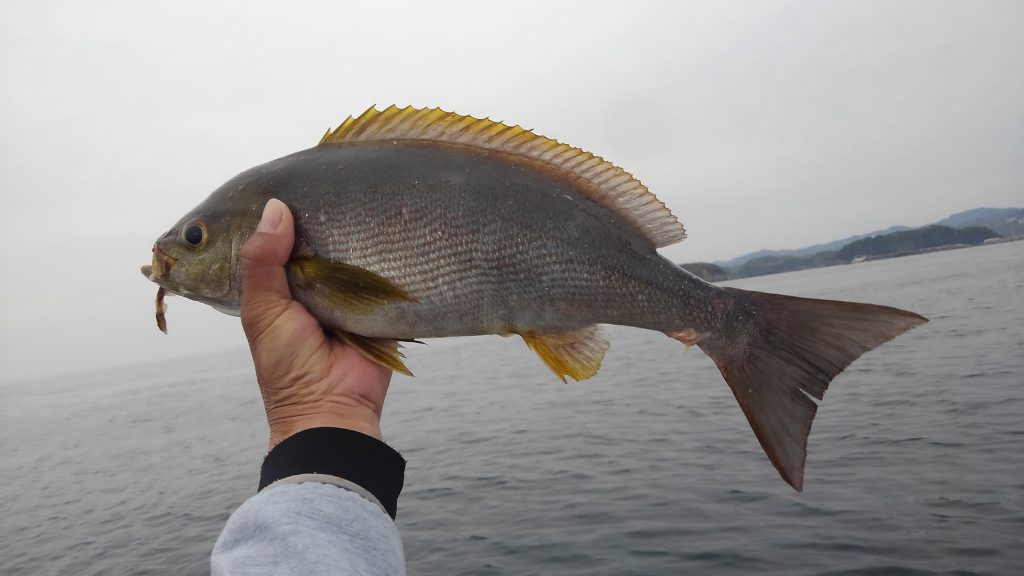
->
240;199;295;336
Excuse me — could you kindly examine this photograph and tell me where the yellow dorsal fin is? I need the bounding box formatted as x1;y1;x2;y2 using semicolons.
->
320;105;686;248
520;325;610;382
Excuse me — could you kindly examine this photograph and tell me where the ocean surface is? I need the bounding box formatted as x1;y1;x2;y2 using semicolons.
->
2;241;1022;575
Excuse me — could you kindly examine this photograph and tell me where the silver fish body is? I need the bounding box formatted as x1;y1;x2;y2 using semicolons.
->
205;141;719;339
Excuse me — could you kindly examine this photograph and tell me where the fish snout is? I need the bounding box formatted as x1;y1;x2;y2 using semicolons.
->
145;246;178;280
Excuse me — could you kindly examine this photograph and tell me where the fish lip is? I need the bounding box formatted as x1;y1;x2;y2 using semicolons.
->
147;246;178;281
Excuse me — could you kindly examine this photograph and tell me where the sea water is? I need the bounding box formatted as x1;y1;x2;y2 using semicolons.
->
2;241;1022;575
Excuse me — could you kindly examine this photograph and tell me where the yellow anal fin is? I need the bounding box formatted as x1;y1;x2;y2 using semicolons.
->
520;326;610;382
333;331;413;377
289;257;416;313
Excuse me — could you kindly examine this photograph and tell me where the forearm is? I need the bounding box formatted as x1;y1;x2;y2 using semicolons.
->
212;428;406;575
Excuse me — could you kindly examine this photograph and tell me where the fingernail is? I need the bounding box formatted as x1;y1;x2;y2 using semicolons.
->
257;199;283;232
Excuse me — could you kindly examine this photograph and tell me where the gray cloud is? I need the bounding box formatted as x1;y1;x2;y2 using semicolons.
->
1;0;1021;382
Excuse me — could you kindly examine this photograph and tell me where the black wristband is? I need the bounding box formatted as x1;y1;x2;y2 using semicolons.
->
259;427;406;519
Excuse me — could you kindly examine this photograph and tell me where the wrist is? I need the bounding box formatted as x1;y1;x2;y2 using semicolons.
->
259;427;406;519
267;404;382;450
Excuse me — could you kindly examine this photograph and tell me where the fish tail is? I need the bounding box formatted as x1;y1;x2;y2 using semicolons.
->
691;287;927;491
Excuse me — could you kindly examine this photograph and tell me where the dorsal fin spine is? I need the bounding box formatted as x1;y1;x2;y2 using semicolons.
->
319;105;687;247
448;117;477;139
460;119;490;140
593;171;618;186
372;106;403;134
578;156;603;173
419;114;447;135
507;130;534;148
563;154;587;171
350;107;377;136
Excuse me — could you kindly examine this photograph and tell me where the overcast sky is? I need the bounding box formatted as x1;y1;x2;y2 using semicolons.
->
1;0;1021;383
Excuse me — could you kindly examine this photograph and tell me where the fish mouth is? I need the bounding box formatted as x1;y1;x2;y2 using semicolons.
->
142;247;177;281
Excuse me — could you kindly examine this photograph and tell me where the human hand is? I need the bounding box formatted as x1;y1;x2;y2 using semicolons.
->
240;198;393;450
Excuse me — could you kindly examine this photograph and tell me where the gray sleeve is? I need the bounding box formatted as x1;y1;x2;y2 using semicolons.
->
211;480;406;576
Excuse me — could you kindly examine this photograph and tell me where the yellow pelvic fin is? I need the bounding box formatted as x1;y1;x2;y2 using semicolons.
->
520;325;610;382
289;257;416;313
319;105;686;248
334;331;413;377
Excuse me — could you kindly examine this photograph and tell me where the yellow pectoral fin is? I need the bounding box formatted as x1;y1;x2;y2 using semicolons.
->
289;257;416;313
520;326;610;382
333;331;414;377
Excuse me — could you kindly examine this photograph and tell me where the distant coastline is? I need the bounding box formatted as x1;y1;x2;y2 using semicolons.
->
682;206;1024;282
848;235;1021;264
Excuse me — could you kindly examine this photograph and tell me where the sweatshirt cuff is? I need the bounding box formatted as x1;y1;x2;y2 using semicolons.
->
259;427;406;519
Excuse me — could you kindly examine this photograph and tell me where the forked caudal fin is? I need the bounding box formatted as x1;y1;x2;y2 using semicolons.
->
694;287;927;491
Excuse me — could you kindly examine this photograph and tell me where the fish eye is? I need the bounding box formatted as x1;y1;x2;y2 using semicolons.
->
182;223;205;248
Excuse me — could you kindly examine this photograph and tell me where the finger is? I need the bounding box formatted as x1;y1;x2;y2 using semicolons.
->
241;199;295;338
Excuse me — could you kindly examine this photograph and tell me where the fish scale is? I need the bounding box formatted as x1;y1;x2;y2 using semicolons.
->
274;142;691;338
143;105;927;491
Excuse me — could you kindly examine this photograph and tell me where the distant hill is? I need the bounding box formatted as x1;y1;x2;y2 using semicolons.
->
936;207;1024;237
837;225;1000;261
732;250;844;279
716;206;1023;268
679;262;730;282
716;225;911;268
686;206;1019;281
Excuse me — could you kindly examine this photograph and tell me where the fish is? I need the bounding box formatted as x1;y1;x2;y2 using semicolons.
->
141;105;927;490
